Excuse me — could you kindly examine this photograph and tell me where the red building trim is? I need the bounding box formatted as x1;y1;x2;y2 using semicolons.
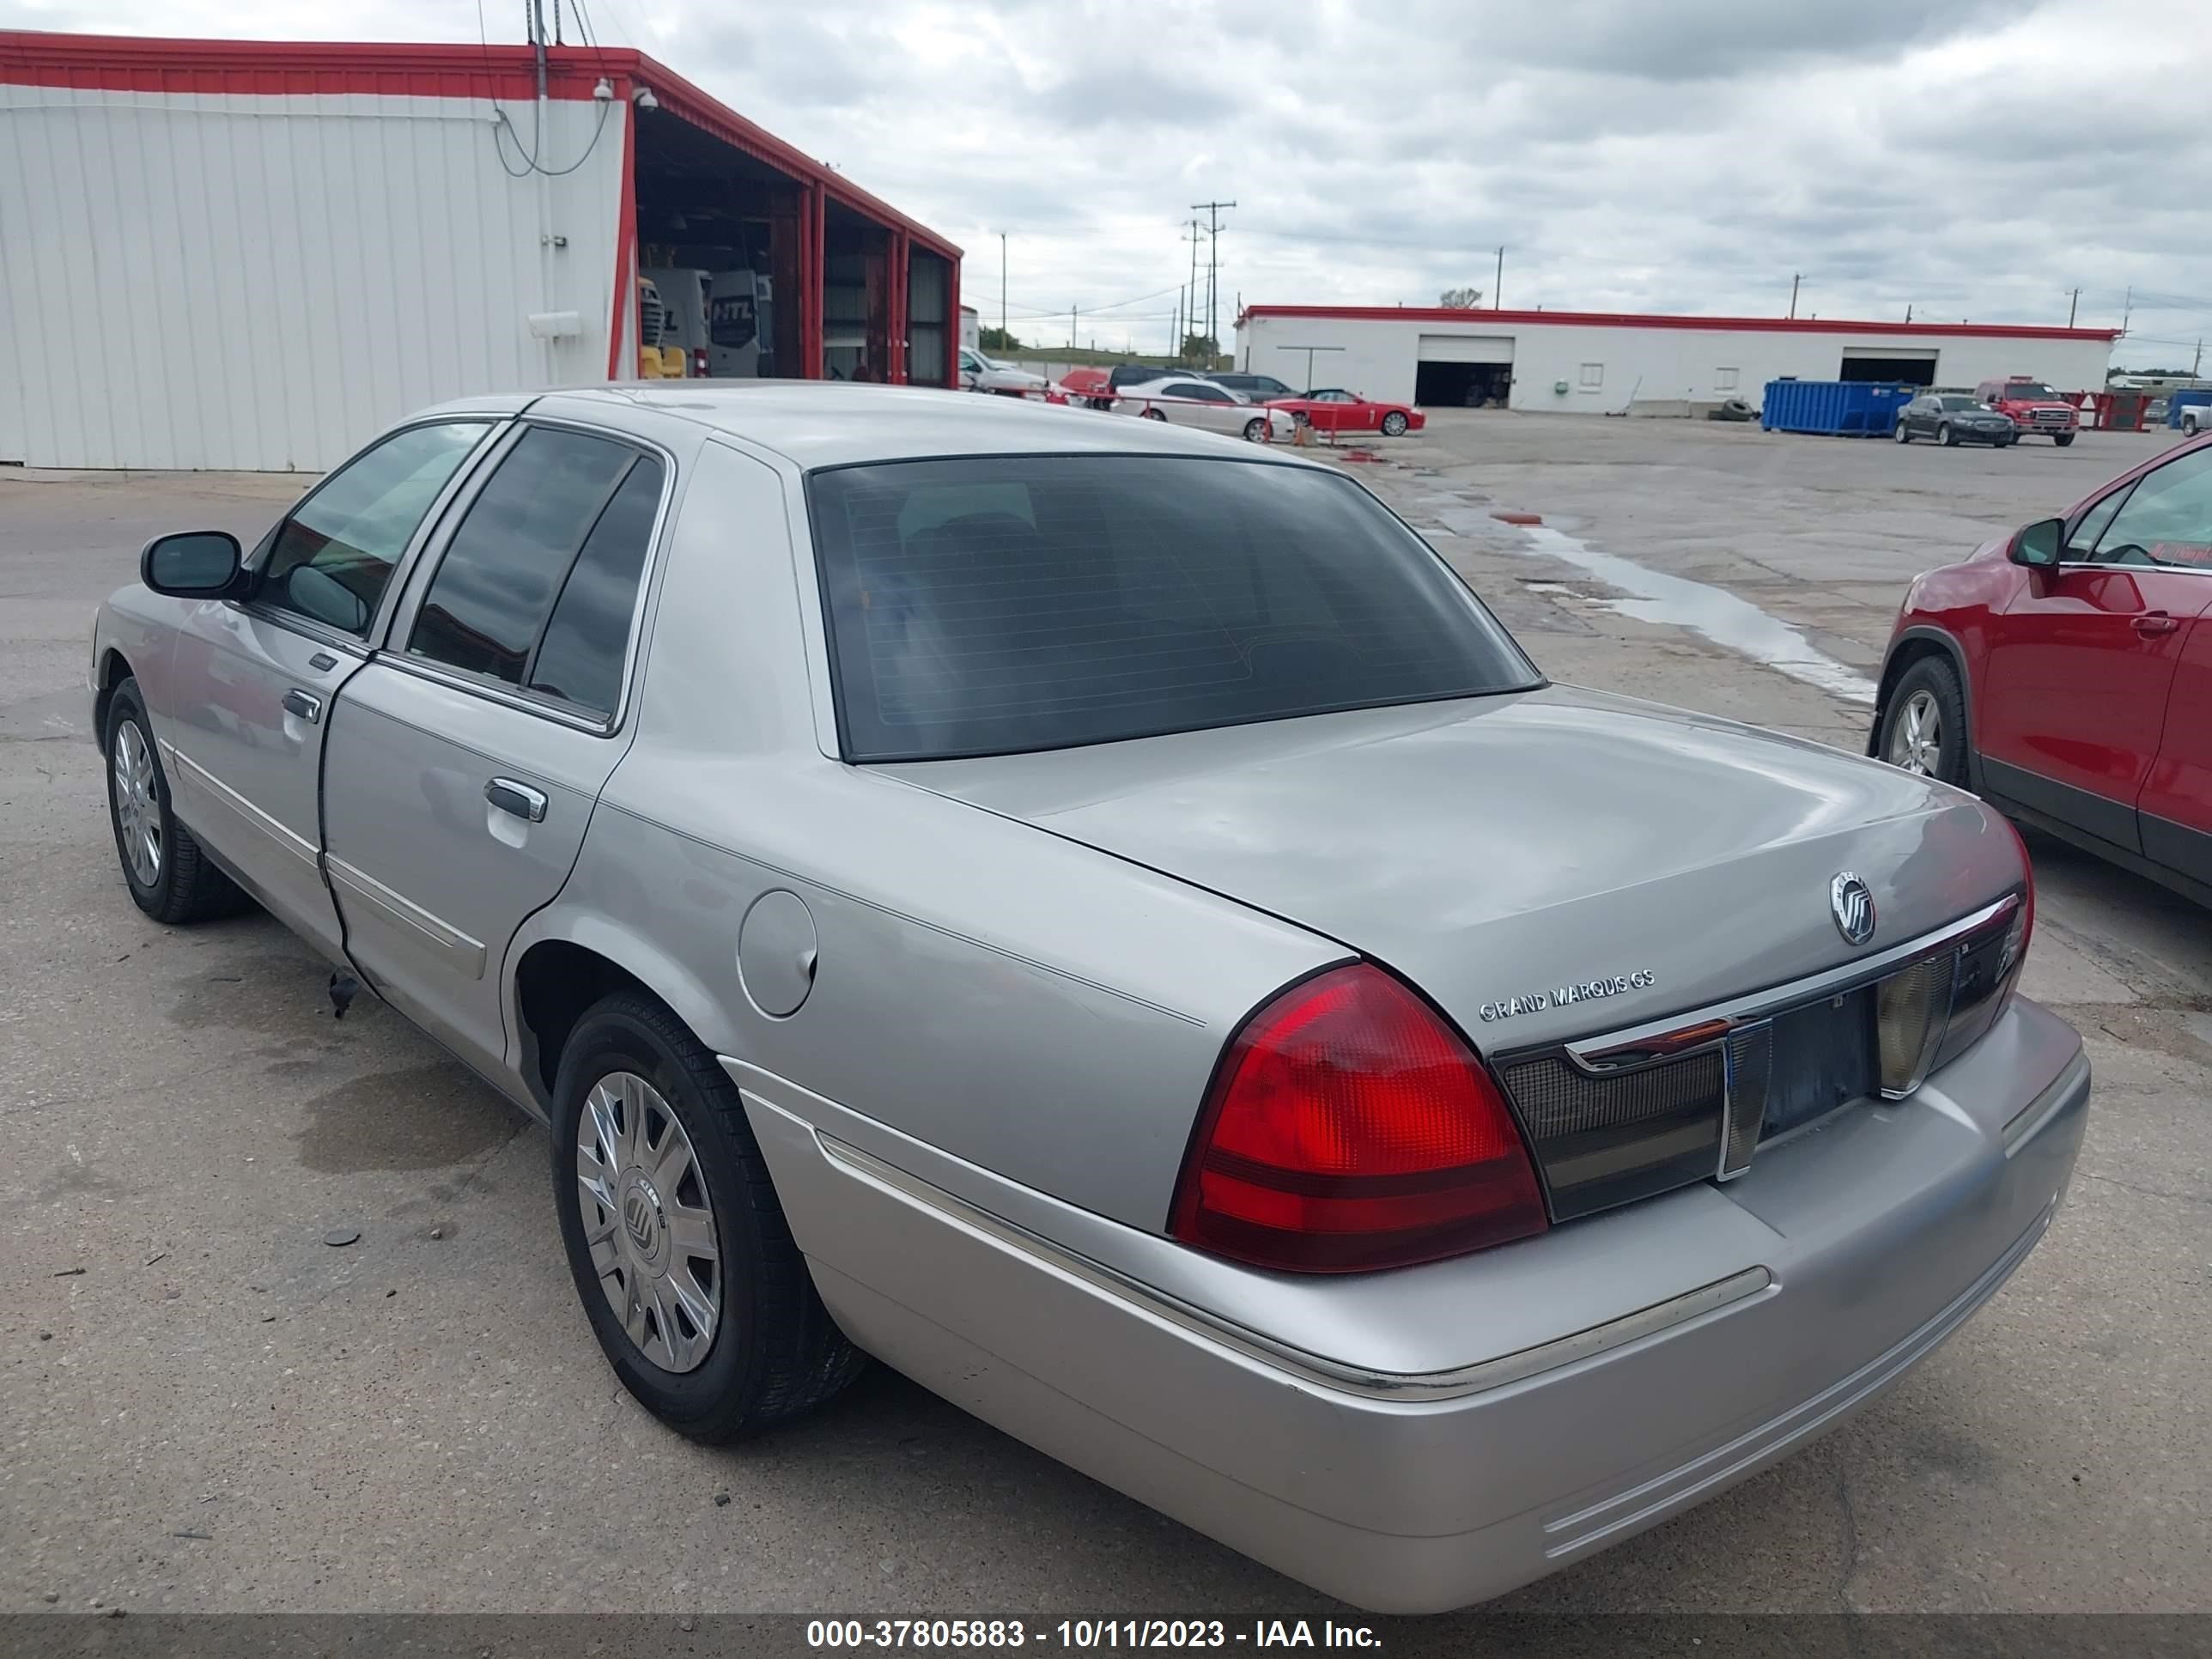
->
606;98;637;380
1236;304;2120;343
0;29;960;263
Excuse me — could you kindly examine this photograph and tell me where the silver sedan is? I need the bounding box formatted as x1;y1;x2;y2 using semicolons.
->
1109;375;1297;442
90;383;2087;1613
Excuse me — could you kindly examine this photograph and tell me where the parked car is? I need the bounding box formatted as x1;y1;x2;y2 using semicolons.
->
1266;387;1425;437
1200;370;1298;401
94;385;2085;1613
957;347;1049;397
1974;377;2079;445
1110;377;1295;442
1874;431;2212;903
2181;404;2210;437
1894;392;2016;447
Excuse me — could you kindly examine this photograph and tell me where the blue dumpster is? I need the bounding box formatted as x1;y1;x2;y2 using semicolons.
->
1761;380;1913;437
2167;388;2212;429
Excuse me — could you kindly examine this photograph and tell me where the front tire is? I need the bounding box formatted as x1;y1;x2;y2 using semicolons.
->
2054;433;2075;447
1380;410;1409;437
1939;422;1958;447
103;678;248;925
1243;416;1268;442
552;992;863;1442
1879;657;1970;787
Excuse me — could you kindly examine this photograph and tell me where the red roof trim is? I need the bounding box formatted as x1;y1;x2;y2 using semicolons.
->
0;29;959;260
1237;304;2119;343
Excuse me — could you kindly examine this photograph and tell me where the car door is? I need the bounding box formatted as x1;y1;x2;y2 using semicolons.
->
1902;396;1930;436
1980;444;2212;850
319;419;680;1077
1163;381;1237;433
159;419;498;960
2140;614;2212;887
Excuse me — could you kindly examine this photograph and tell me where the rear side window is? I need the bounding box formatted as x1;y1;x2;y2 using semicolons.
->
409;427;664;715
808;456;1539;762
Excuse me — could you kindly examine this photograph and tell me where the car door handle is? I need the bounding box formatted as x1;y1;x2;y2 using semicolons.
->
484;778;549;823
2133;613;2181;637
282;688;323;722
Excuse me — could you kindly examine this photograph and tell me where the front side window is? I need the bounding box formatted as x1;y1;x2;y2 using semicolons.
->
409;427;664;713
808;456;1540;762
2087;447;2212;567
260;422;489;635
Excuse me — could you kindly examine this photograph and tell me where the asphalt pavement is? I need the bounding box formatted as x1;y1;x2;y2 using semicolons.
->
3;415;2207;1621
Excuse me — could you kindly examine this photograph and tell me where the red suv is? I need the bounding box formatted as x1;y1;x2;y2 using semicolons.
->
1872;434;2212;902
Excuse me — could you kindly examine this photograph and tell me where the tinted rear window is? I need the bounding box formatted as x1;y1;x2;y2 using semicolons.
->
807;456;1539;762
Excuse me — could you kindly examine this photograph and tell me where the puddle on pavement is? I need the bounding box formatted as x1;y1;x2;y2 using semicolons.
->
1511;524;1877;707
294;1060;519;1173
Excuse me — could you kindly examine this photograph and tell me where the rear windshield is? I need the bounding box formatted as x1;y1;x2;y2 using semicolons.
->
807;456;1540;762
1936;396;1982;410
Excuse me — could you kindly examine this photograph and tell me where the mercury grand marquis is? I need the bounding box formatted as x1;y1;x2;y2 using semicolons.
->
90;383;2088;1612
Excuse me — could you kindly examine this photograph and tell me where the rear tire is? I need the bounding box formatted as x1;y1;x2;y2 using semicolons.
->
1139;407;1167;422
1894;422;1911;444
1878;657;1970;787
1381;410;1409;437
551;991;864;1442
103;678;249;925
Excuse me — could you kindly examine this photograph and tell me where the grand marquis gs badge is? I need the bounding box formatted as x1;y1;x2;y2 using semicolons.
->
1480;969;1656;1024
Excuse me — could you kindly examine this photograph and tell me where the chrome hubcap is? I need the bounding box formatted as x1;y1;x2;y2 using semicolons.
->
575;1071;720;1372
112;720;162;885
1888;690;1942;776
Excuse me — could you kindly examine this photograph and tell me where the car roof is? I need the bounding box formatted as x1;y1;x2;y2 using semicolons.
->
522;381;1307;468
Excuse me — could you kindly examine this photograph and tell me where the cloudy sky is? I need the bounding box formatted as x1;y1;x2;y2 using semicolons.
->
10;0;2212;365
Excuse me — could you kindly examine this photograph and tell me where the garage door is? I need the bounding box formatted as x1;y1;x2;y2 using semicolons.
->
1839;347;1937;386
1416;334;1515;364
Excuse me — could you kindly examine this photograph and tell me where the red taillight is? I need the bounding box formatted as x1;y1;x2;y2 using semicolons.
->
1170;964;1549;1273
2002;817;2035;974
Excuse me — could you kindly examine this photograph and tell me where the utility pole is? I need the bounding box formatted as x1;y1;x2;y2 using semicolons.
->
1070;302;1078;352
2196;338;2203;377
2122;285;2132;335
1184;218;1201;362
2067;287;2081;328
1000;232;1008;345
1905;303;1912;323
1494;245;1504;309
1788;273;1801;319
1192;199;1235;363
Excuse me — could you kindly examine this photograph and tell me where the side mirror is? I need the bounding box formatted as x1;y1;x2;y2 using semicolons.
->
2011;518;2064;569
141;531;243;597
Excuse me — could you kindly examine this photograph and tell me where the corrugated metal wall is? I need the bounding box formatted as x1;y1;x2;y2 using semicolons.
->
0;84;624;470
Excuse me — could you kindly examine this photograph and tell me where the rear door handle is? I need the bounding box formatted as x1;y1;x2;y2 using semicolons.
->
2133;613;2181;637
282;688;323;722
484;778;549;823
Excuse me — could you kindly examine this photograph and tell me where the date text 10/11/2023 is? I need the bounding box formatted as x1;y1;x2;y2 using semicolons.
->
806;1620;1385;1650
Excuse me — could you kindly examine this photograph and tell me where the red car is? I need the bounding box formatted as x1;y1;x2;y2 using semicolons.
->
1873;433;2212;902
1264;387;1425;436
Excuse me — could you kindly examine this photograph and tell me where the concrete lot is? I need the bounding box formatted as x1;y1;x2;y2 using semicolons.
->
3;414;2209;1621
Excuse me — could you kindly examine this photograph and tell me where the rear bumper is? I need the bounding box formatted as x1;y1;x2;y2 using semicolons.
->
736;998;2087;1613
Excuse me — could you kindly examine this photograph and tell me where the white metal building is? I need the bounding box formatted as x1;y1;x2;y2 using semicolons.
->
0;31;959;471
1234;306;2119;414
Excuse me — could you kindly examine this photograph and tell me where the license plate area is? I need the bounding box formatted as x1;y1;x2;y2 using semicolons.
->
1761;988;1877;1139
